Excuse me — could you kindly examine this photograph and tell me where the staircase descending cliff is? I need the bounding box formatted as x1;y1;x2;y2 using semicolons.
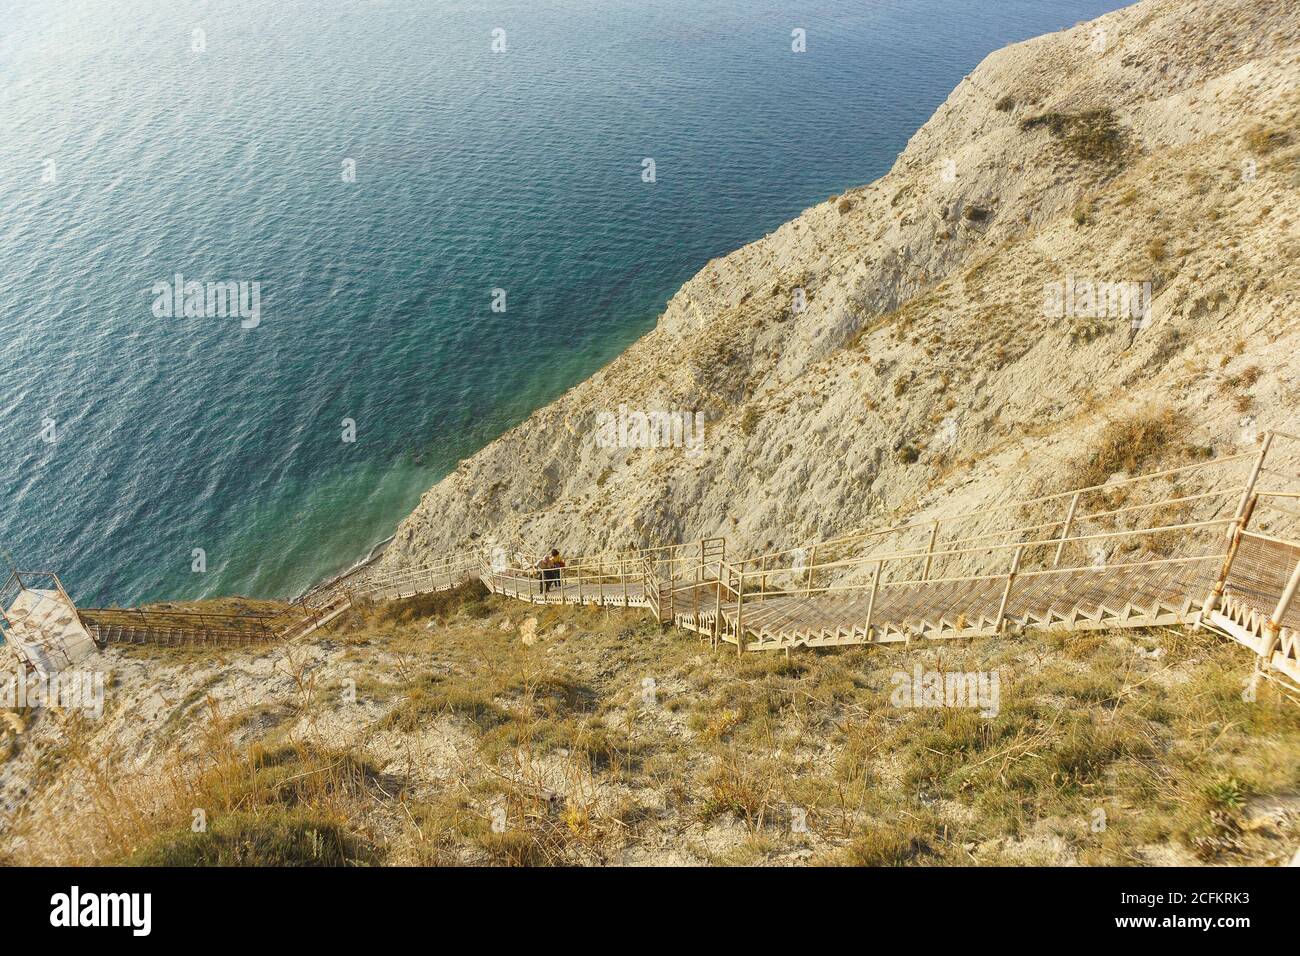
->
310;430;1300;692
6;432;1298;696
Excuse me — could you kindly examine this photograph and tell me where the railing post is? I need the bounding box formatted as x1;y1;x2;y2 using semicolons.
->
735;569;745;658
864;560;882;642
1229;432;1273;543
1201;498;1256;620
693;561;700;627
805;546;817;597
1052;493;1081;568
1260;557;1300;667
994;547;1023;634
922;520;940;580
712;576;722;650
639;559;648;614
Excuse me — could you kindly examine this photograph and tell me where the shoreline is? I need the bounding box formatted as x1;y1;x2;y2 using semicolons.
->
297;533;393;601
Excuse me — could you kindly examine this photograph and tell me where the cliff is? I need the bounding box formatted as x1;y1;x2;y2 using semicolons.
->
373;0;1300;575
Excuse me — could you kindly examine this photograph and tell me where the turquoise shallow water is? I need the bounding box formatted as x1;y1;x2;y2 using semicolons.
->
0;0;1130;607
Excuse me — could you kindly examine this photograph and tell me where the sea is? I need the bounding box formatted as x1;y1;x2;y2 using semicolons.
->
0;0;1131;607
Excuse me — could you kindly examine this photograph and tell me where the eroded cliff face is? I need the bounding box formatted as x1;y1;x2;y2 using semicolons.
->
375;0;1300;575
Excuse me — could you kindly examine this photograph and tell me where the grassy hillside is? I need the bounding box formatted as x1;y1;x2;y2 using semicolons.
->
4;584;1296;866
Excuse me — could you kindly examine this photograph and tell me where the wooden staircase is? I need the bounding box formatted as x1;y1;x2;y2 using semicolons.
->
9;432;1298;695
464;433;1300;693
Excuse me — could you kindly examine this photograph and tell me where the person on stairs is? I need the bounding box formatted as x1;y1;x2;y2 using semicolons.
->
537;549;565;594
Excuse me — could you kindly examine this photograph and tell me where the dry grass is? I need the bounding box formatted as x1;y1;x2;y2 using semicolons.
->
1243;123;1291;156
5;704;386;865
1062;406;1193;490
1021;109;1129;166
4;581;1297;867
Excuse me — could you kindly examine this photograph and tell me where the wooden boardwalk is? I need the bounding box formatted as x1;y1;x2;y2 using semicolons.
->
476;541;1233;653
478;571;650;608
466;439;1300;692
78;598;352;648
1207;533;1300;686
7;432;1298;694
691;548;1223;650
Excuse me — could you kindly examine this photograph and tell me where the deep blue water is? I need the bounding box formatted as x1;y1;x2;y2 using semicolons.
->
0;0;1131;607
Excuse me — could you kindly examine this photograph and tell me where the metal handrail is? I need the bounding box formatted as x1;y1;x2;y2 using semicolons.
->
732;451;1257;567
731;517;1235;583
